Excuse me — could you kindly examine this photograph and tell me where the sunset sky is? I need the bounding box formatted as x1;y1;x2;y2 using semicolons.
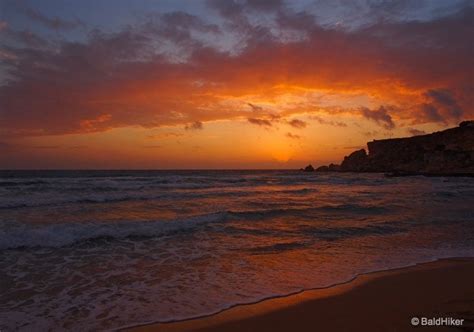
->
0;0;472;169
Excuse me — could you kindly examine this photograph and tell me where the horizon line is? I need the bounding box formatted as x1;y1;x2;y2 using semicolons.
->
0;168;305;171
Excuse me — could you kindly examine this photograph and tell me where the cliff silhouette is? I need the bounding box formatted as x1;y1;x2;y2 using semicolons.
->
312;121;474;176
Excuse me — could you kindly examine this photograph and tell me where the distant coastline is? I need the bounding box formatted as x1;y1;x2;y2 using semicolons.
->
304;120;474;176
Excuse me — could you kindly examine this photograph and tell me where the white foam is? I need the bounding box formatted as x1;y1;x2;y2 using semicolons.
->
0;212;226;250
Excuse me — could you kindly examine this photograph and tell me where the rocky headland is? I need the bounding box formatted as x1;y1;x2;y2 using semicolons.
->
306;121;474;176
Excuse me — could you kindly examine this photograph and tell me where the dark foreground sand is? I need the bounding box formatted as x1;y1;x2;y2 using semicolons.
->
128;258;474;332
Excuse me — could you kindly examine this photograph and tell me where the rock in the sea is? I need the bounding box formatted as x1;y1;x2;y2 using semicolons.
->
316;163;341;172
340;149;369;172
328;163;341;171
303;164;315;172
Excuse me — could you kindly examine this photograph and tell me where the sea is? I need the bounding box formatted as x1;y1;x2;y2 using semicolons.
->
0;170;473;331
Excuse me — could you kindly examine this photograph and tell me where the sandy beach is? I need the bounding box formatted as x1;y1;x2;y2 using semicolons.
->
129;258;474;332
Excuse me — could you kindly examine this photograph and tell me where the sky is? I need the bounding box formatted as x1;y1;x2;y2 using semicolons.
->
0;0;472;169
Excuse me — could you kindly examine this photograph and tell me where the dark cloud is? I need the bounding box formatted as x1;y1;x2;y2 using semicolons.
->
276;8;316;32
147;132;183;139
1;28;48;48
419;103;445;123
407;128;426;136
268;114;281;121
21;7;82;30
246;0;283;11
310;115;347;127
248;103;264;112
286;132;301;139
360;106;395;129
424;89;464;120
207;0;282;16
206;0;278;48
185;121;204;130
365;0;422;21
248;118;272;126
161;11;219;33
206;0;244;18
143;11;220;49
363;130;380;137
288;118;307;128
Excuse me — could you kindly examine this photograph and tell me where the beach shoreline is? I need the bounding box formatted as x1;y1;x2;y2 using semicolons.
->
126;257;474;332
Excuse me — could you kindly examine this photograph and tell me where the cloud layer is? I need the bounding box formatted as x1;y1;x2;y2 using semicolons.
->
0;1;472;138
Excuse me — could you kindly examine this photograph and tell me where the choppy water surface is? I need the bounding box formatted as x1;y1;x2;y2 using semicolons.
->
0;170;473;330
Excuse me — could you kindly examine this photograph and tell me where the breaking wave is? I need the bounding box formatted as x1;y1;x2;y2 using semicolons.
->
0;212;226;250
0;204;392;250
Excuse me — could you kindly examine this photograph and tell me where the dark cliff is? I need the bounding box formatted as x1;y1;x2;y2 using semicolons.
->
329;121;474;175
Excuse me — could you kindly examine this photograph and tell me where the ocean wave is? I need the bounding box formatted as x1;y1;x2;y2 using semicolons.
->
277;188;317;195
228;204;388;220
297;223;406;240
222;218;405;241
0;196;151;209
0;186;320;209
0;204;392;250
0;180;49;187
0;212;227;250
245;241;311;254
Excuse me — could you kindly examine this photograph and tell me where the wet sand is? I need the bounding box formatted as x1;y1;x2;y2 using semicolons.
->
128;258;474;332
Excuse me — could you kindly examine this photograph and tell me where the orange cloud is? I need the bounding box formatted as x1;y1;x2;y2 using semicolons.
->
0;4;472;141
288;119;307;129
248;118;272;127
